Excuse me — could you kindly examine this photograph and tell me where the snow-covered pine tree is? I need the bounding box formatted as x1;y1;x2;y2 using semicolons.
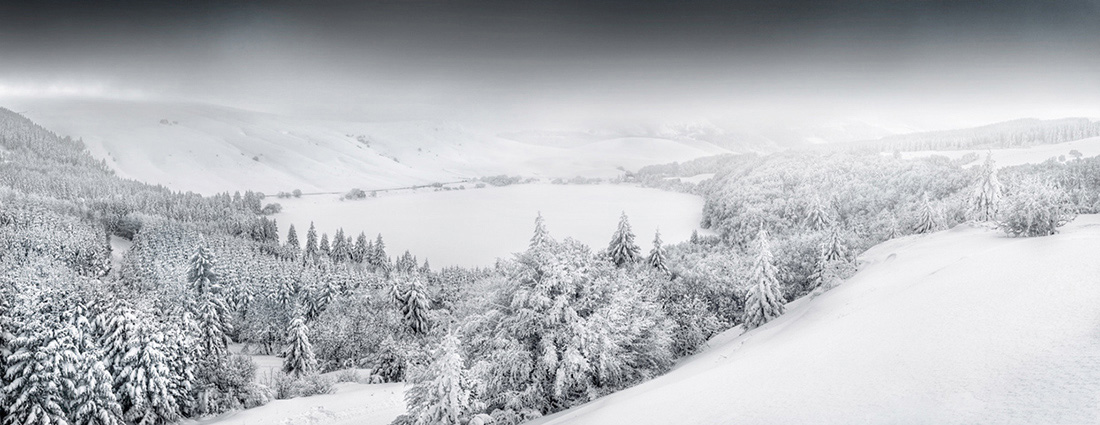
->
304;222;318;257
71;355;124;425
912;195;941;234
3;323;75;425
187;244;218;295
969;153;1002;222
372;234;388;271
114;328;180;425
420;259;431;274
742;230;786;330
804;197;833;230
65;306;124;425
404;333;471;425
318;233;331;256
530;212;551;249
285;224;300;252
822;227;848;263
647;229;669;274
607;211;641;267
353;232;369;263
282;317;317;378
187;245;230;358
331;228;348;262
401;280;431;335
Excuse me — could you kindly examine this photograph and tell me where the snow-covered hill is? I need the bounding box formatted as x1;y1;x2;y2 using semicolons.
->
901;136;1100;168
529;216;1100;425
4;99;735;195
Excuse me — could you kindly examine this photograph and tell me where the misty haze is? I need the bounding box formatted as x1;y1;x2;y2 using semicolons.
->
2;1;1100;425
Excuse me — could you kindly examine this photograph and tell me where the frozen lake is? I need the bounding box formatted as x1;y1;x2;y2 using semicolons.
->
272;184;706;268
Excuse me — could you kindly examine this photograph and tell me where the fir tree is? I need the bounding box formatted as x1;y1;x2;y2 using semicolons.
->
319;233;331;256
304;222;318;257
331;229;348;262
804;197;833;230
404;333;471;425
401;281;431;335
372;234;388;271
913;196;941;234
607;211;641;267
282;317;317;379
742;230;785;330
187;244;218;295
187;245;230;358
530;212;552;249
3;324;74;425
822;227;848;263
353;232;369;263
115;329;180;425
285;224;300;252
969;153;1002;222
647;229;669;274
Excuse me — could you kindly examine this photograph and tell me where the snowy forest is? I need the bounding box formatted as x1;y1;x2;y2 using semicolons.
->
1;99;1096;425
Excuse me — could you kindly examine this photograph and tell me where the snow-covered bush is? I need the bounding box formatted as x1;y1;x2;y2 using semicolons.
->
998;178;1076;237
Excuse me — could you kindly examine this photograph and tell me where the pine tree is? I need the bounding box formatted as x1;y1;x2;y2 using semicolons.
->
969;153;1003;222
285;224;300;252
115;329;180;425
822;227;848;263
647;229;669;274
405;333;470;425
742;230;785;330
530;212;551;249
187;245;230;358
401;281;431;335
913;196;941;234
66;307;124;425
353;232;369;263
319;233;331;256
282;317;317;379
607;211;641;267
187;244;218;295
372;234;388;271
304;222;318;257
804;197;833;230
3;324;74;425
331;229;348;262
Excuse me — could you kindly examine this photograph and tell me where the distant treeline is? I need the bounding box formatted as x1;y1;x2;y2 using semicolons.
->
841;118;1100;152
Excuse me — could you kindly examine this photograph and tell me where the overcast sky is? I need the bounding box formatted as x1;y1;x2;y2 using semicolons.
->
1;0;1098;129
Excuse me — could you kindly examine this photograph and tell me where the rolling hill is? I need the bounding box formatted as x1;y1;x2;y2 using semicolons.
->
4;99;739;195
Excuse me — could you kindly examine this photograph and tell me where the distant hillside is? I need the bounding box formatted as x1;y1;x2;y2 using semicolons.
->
844;118;1100;152
5;99;734;194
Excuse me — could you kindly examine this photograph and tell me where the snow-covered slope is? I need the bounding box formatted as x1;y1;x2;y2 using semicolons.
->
191;382;405;425
4;99;734;194
901;136;1100;168
531;216;1100;425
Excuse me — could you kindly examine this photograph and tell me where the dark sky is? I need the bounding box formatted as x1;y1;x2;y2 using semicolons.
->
1;0;1098;127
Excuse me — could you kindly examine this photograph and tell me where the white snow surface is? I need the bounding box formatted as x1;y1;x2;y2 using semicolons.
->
190;382;406;425
901;136;1100;168
530;216;1100;425
273;184;707;268
6;99;731;195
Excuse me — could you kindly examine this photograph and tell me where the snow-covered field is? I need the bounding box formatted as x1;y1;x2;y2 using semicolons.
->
272;184;707;267
527;216;1100;425
190;382;406;425
901;136;1100;168
6;99;732;195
